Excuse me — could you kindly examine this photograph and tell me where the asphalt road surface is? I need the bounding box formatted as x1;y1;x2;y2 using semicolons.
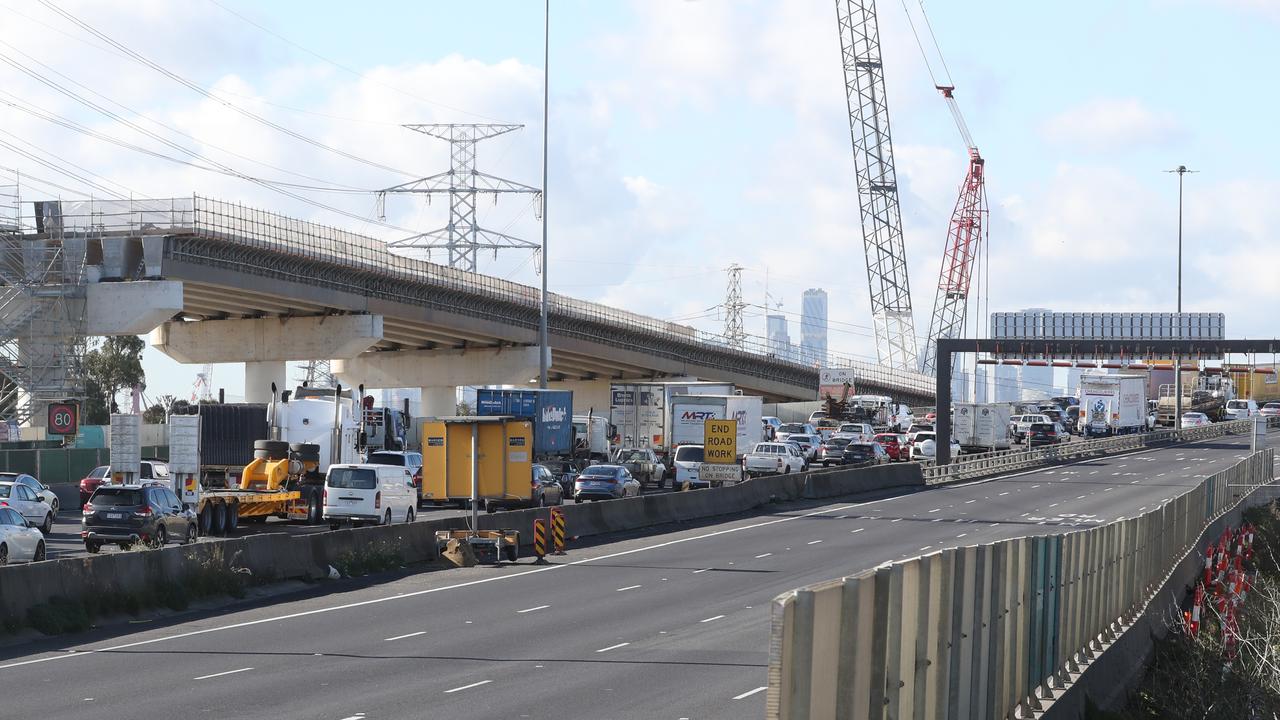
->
4;430;1274;720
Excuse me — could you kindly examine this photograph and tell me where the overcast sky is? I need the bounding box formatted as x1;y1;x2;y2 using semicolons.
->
0;0;1275;403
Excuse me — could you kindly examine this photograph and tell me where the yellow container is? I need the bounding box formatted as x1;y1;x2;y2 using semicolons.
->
420;417;534;508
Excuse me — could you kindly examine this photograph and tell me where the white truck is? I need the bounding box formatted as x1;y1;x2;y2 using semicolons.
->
668;394;764;458
952;402;1013;452
572;413;614;460
609;381;735;458
1079;372;1148;437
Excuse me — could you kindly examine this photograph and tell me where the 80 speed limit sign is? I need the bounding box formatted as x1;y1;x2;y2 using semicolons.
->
47;402;79;436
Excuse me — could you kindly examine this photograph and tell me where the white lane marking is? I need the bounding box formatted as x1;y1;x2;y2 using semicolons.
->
444;680;492;693
851;528;864;533
700;615;726;623
964;499;976;504
957;533;967;538
891;518;902;523
1076;495;1087;500
338;715;366;720
807;540;823;545
193;667;253;681
920;546;931;551
383;631;426;641
734;686;768;700
755;553;772;559
998;492;1009;496
928;508;941;512
693;568;711;574
517;605;550;614
596;642;630;653
616;585;642;592
1031;485;1040;489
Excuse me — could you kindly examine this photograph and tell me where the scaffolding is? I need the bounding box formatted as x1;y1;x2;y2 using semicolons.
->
0;196;88;424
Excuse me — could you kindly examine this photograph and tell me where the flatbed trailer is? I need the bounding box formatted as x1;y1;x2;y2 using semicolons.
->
191;486;324;535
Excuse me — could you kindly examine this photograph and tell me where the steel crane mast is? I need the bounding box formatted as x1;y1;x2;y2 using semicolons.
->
920;86;988;376
835;0;920;371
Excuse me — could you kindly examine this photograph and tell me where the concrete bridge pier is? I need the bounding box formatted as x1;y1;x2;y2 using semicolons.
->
149;314;384;403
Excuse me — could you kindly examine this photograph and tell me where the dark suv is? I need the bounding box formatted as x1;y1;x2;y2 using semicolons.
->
81;486;197;553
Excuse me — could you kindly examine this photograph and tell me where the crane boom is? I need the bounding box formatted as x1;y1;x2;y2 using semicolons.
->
835;0;920;371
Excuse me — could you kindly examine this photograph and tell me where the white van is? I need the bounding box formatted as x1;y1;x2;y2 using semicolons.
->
323;464;417;529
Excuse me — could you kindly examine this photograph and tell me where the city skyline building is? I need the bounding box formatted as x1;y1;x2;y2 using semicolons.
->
799;288;828;367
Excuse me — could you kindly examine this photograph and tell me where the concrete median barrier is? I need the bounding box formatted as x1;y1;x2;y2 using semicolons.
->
0;462;930;624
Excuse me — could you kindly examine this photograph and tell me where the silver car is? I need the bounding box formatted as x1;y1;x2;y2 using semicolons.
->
0;506;45;564
573;464;641;503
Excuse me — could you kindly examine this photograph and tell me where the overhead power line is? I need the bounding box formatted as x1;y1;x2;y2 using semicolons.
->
37;0;419;178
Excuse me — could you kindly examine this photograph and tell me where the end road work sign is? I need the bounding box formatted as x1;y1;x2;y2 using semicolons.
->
703;419;737;463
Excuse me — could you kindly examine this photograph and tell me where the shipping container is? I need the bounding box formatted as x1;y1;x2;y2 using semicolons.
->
474;388;573;458
188;404;268;472
419;416;535;509
1231;369;1280;404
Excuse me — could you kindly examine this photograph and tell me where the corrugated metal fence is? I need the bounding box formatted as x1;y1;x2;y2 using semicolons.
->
767;448;1275;719
0;446;169;484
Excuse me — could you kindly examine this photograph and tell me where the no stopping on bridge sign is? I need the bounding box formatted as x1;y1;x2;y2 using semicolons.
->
47;402;79;436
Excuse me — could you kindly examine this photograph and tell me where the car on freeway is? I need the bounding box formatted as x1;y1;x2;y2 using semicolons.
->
0;481;53;534
1262;402;1280;418
906;423;934;445
841;442;890;468
761;416;783;438
909;432;960;462
833;422;875;443
81;485;197;553
1181;412;1212;429
612;448;663;488
1026;422;1068;446
540;459;582;499
102;459;172;488
872;433;907;461
0;472;59;516
323;464;417;528
0;506;46;564
1009;414;1051;442
530;464;565;507
816;437;853;466
573;464;641;502
672;444;706;489
79;465;109;507
808;410;828;424
366;450;424;491
1065;406;1081;434
788;434;820;461
776;422;817;442
742;442;806;477
1224;399;1260;421
783;441;810;469
813;419;841;441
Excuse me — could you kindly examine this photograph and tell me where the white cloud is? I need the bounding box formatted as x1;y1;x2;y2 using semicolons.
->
1041;98;1184;152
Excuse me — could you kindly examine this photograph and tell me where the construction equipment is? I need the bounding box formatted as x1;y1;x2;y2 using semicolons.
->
835;0;920;371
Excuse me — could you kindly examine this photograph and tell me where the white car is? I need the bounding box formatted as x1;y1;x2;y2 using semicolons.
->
1262;403;1280;418
0;472;59;516
743;442;807;477
1010;414;1051;441
776;422;817;442
833;423;875;443
909;432;961;461
787;434;821;461
1181;412;1212;429
1224;399;1260;421
323;464;417;528
761;416;783;440
0;506;46;564
672;444;707;489
0;481;54;534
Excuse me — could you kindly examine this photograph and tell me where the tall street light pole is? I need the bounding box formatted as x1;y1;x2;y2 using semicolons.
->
538;0;550;389
1166;164;1196;429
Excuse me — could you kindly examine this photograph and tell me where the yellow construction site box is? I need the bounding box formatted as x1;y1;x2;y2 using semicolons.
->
420;417;534;507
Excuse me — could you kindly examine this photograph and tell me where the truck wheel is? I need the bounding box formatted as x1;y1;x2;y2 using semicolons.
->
302;487;322;525
209;503;226;536
198;505;213;535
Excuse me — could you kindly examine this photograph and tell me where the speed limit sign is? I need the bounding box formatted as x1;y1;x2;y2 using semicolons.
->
47;402;79;436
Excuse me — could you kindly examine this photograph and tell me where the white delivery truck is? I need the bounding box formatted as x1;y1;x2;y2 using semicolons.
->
609;381;735;458
952;402;1013;452
668;394;764;458
572;413;614;460
1079;372;1148;437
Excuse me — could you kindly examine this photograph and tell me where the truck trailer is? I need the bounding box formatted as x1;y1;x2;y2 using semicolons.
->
475;388;574;460
419;416;536;511
608;381;734;462
668;394;764;458
1080;372;1148;436
952;402;1013;452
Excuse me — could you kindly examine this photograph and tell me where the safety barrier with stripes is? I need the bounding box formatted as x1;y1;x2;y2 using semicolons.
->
767;447;1276;720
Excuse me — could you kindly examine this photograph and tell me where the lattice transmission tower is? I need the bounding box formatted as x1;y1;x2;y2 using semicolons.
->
835;0;920;370
378;124;543;272
723;264;746;350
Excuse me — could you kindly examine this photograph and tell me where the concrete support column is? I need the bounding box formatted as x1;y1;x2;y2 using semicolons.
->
420;387;458;418
245;362;288;404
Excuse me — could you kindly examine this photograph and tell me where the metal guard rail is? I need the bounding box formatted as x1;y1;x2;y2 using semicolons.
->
920;418;1277;485
767;446;1276;719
